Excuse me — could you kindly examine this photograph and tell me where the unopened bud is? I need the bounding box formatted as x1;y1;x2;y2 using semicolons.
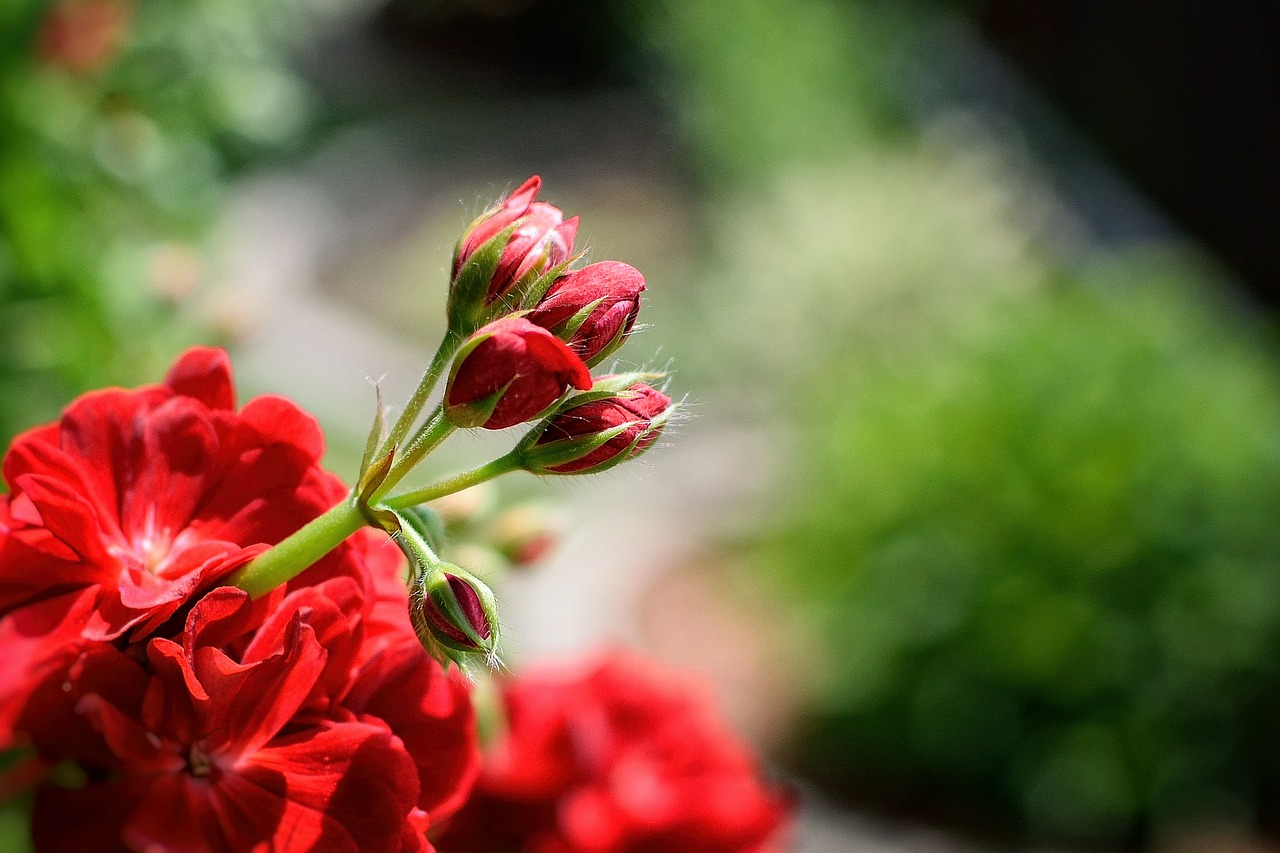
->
444;317;592;430
527;261;645;366
450;176;579;322
411;567;500;657
522;383;673;475
489;503;565;566
429;483;494;528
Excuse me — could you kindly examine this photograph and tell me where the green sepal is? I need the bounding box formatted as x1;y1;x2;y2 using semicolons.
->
359;381;387;477
560;371;668;405
517;422;637;472
553;296;607;340
514;253;582;310
447;220;522;334
357;443;395;507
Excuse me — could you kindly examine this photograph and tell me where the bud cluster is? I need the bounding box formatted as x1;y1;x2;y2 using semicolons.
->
343;176;680;673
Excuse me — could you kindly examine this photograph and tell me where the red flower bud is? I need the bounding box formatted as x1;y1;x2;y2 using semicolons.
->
445;317;592;430
453;176;579;304
529;383;672;474
527;261;646;365
413;571;495;653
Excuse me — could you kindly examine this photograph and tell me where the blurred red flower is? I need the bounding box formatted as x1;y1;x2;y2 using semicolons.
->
38;0;131;74
437;652;792;853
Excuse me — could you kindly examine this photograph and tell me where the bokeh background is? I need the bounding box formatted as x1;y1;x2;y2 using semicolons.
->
2;0;1277;850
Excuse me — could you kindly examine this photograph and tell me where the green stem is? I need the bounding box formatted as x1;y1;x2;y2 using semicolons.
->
384;331;462;454
383;454;520;511
375;407;457;499
228;494;365;598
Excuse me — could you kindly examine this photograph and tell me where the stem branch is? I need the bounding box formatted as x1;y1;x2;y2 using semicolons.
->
228;495;365;598
384;455;520;511
384;331;462;453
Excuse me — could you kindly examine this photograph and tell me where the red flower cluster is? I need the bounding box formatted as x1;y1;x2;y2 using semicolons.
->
437;652;792;853
0;349;480;852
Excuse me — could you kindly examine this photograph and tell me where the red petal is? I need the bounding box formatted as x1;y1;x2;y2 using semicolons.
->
225;722;420;853
165;346;237;410
33;776;139;853
194;617;328;757
120;724;421;851
238;395;325;463
344;639;480;821
76;693;184;772
14;473;114;567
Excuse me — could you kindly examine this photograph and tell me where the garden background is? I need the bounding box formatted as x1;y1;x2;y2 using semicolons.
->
1;0;1276;850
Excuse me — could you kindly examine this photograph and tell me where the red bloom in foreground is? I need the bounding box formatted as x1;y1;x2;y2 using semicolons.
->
23;549;479;852
453;176;580;304
438;652;792;853
0;346;344;639
445;318;592;430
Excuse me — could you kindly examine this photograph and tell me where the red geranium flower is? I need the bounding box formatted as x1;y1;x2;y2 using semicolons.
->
0;347;347;639
437;652;792;853
22;554;480;852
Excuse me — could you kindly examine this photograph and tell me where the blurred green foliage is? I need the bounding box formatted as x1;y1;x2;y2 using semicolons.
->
639;0;1280;844
0;0;327;444
757;261;1280;842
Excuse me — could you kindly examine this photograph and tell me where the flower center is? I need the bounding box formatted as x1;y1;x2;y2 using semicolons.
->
187;743;213;777
106;503;183;576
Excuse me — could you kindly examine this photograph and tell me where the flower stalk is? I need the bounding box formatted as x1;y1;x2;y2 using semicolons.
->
228;494;365;598
224;175;673;663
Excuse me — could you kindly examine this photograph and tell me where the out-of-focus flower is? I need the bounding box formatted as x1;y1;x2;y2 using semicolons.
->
488;503;565;567
452;176;579;307
528;261;646;366
438;651;791;853
444;318;592;430
0;346;345;640
524;383;672;475
37;0;132;74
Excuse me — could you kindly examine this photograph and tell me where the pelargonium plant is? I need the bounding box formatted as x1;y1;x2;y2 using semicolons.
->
0;177;789;851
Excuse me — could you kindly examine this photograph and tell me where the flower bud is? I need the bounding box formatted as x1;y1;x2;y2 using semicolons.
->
524;383;673;474
489;503;566;566
527;261;645;365
445;317;592;430
452;176;579;307
411;567;499;656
